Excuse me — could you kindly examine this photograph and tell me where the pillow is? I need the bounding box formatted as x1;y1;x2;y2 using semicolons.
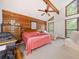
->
39;30;49;35
29;32;40;36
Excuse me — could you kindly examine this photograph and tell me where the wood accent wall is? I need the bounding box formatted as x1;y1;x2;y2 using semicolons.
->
2;10;46;32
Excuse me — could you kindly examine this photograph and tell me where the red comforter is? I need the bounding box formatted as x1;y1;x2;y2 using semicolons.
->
22;32;52;55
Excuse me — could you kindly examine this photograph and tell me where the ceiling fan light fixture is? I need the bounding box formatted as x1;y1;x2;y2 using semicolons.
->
43;0;59;14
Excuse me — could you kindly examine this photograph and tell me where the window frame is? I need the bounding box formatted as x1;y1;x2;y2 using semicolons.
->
65;0;79;17
65;18;78;37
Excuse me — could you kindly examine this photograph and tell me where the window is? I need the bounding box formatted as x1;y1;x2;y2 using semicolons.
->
65;18;77;37
66;0;79;16
65;0;79;37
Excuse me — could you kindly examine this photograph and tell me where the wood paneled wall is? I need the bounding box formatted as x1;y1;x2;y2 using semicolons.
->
2;10;46;32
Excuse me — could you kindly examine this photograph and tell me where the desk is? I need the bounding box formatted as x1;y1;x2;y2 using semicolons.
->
0;32;17;51
0;39;17;52
0;32;18;59
0;32;17;45
0;39;17;45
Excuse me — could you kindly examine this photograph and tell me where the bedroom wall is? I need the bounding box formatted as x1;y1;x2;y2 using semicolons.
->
47;0;73;38
46;0;76;37
47;0;79;38
53;7;65;37
47;5;65;38
47;7;65;38
2;10;46;32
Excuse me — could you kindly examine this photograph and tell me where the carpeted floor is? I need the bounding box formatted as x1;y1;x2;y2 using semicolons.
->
19;39;79;59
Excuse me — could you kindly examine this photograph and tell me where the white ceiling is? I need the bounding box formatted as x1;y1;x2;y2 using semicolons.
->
2;0;73;21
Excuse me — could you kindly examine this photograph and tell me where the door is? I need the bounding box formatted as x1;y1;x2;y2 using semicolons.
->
48;22;54;35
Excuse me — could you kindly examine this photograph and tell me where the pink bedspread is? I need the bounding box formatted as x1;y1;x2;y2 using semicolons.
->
22;32;52;55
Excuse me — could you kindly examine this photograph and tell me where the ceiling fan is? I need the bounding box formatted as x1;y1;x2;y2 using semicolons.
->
38;0;59;16
38;5;54;16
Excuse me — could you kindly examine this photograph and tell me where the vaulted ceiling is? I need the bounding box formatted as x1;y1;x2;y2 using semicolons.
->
2;0;73;21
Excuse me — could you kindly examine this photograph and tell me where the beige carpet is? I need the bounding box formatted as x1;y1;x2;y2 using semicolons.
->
19;39;79;59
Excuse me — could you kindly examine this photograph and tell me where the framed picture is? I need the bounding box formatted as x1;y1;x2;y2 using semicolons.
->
65;0;79;16
31;21;37;29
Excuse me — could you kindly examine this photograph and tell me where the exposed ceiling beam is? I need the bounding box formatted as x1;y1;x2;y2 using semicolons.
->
43;0;59;14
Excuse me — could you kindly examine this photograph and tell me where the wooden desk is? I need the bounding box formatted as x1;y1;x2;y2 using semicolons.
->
0;39;17;45
0;39;17;52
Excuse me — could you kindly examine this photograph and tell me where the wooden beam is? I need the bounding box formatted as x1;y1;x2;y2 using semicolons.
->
43;0;59;14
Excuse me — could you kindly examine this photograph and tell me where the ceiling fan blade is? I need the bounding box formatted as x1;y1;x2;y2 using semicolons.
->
47;13;50;16
38;9;45;12
48;11;55;12
41;13;45;16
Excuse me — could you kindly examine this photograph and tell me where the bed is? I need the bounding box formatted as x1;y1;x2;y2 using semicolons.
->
22;31;52;55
